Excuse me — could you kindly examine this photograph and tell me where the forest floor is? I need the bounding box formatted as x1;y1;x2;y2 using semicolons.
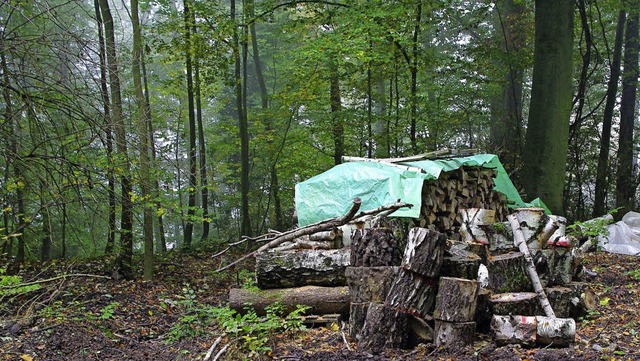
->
1;248;640;361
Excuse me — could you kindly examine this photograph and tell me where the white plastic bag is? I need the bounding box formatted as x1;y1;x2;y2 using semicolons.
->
598;212;640;255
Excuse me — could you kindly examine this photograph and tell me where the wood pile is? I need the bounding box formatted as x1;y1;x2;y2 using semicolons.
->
353;208;596;352
416;167;509;238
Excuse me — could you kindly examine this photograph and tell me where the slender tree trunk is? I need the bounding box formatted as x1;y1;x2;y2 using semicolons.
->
231;0;252;238
1;32;26;263
594;10;626;217
132;0;154;280
409;3;422;153
190;10;210;241
564;0;594;219
141;34;167;252
522;0;574;215
94;0;117;255
329;54;344;165
249;1;284;230
615;5;639;217
183;0;198;248
98;0;134;277
40;181;51;262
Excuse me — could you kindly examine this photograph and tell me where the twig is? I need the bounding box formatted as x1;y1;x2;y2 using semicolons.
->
203;333;226;361
0;273;111;290
340;320;352;351
212;338;237;361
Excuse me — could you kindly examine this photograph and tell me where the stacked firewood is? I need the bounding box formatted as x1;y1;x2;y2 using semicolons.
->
416;167;509;237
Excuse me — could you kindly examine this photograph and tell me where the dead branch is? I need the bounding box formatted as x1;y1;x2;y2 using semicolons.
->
0;273;111;290
216;198;363;272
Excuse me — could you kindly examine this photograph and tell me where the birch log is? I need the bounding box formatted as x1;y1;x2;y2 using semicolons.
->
508;214;555;318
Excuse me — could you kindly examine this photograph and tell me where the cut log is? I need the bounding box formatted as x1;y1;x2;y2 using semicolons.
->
491;315;537;346
345;266;399;303
385;270;439;318
441;249;481;280
459;208;495;244
229;286;349;316
349;302;368;340
490;292;541;316
544;286;574;318
358;303;409;353
401;227;447;277
434;320;476;349
475;288;493;333
255;248;350;289
434;277;480;322
532;248;575;287
350;226;401;267
563;282;597;318
536;316;576;346
487;252;533;293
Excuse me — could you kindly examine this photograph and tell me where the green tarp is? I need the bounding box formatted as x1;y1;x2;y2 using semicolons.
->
294;154;543;226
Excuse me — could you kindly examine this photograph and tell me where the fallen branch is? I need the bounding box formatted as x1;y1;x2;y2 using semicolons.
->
203;333;226;361
0;273;112;290
507;213;555;318
216;198;413;272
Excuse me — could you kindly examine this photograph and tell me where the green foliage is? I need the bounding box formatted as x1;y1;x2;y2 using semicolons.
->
0;267;41;298
167;287;308;358
99;301;121;320
626;269;640;281
567;208;620;249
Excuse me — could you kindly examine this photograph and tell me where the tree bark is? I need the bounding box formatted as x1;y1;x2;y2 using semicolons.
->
522;0;574;214
434;320;476;349
229;286;349;316
346;266;399;303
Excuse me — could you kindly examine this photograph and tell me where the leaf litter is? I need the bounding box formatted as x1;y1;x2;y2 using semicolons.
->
1;251;639;360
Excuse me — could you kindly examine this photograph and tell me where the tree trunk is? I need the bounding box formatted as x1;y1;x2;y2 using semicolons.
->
98;0;134;277
593;10;625;217
329;54;343;165
522;0;574;214
615;6;639;218
93;0;116;256
141;38;167;253
193;20;209;242
132;0;154;281
255;248;350;289
229;286;349;316
487;252;533;293
490;0;526;172
183;0;197;248
350;227;401;267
